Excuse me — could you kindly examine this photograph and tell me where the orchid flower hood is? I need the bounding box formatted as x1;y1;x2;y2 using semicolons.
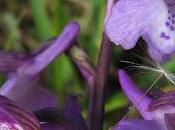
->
105;0;175;60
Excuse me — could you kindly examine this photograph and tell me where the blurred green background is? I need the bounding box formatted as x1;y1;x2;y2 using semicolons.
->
1;0;175;129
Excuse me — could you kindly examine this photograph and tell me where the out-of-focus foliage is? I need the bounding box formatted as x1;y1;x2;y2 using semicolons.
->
1;0;175;129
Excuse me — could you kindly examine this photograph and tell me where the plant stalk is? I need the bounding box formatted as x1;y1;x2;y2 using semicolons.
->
88;33;112;130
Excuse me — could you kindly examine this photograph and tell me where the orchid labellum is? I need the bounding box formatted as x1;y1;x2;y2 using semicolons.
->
105;0;175;61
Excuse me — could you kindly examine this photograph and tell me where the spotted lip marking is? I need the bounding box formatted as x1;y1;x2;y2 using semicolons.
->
167;10;175;31
160;31;170;40
160;9;175;40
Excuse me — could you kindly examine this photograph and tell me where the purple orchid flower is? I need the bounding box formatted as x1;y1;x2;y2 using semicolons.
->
0;94;87;130
0;22;79;111
0;22;88;130
0;95;40;130
38;95;88;130
111;69;175;130
105;0;175;61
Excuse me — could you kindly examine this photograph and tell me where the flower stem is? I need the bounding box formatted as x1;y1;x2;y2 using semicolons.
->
88;33;112;130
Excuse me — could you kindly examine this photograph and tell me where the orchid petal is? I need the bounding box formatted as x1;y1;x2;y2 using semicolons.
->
147;91;175;130
111;119;162;130
0;52;30;73
105;0;175;55
15;86;58;111
41;123;65;130
0;95;40;130
0;76;58;111
104;0;117;24
118;70;175;129
148;45;171;63
164;113;175;130
35;96;88;130
149;91;175;111
64;96;88;130
19;22;80;76
0;22;80;110
118;69;153;119
105;0;151;49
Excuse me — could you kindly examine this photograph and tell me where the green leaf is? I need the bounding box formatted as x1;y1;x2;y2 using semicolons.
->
29;0;53;40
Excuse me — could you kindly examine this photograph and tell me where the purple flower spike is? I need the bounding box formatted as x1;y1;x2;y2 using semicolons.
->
118;69;153;120
0;22;80;111
105;0;175;56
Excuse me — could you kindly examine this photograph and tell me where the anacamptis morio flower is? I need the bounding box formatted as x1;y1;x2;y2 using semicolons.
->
0;22;88;130
112;70;175;130
105;0;175;61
